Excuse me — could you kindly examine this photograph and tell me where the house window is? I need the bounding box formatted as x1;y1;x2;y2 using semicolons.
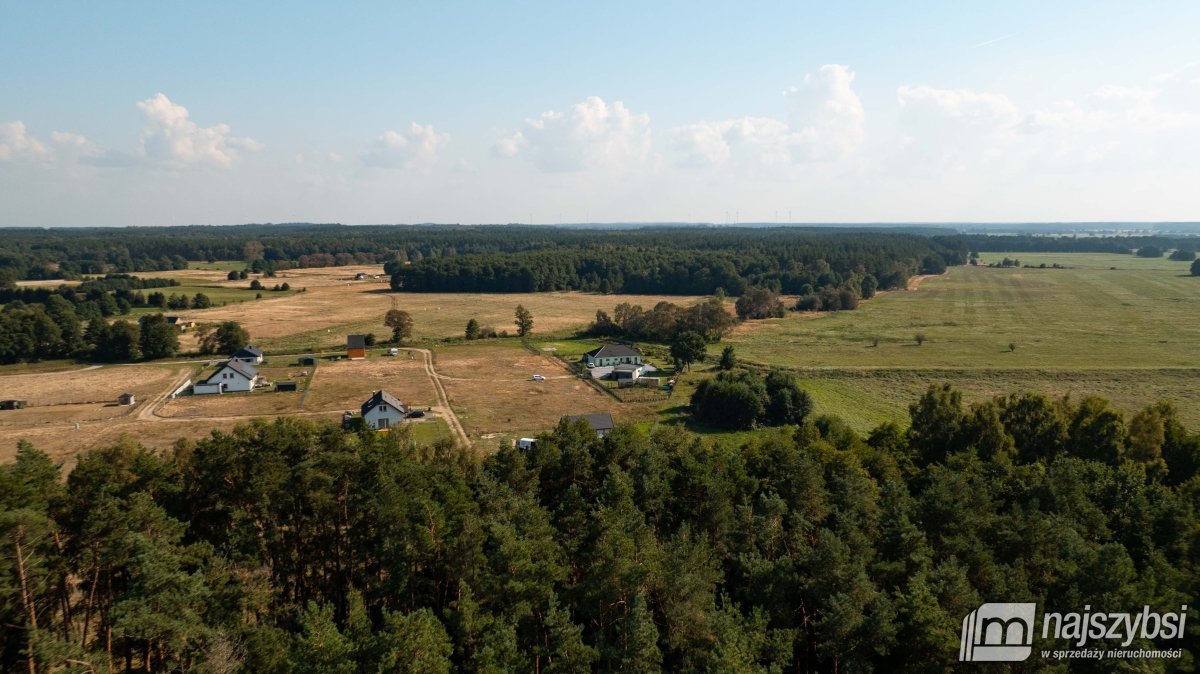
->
378;417;389;429
380;404;387;412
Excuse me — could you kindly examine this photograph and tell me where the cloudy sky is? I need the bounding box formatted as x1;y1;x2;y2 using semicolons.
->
2;1;1199;226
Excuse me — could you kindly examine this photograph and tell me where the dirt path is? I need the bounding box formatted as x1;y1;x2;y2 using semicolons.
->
137;367;195;421
906;274;936;290
129;348;471;447
405;348;470;447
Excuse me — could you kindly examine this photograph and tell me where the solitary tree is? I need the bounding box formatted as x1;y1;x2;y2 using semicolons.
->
191;293;212;309
514;305;533;337
385;309;414;344
226;270;239;281
670;331;707;371
915;333;927;346
718;345;737;370
465;318;480;340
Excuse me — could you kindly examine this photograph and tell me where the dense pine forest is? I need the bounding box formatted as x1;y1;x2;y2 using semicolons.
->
3;386;1197;672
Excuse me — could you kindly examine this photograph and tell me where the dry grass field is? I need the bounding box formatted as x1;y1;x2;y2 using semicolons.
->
303;355;439;411
0;364;184;407
433;341;655;443
0;415;251;467
165;264;708;352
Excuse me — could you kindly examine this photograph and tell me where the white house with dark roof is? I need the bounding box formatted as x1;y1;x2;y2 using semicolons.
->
232;345;264;364
361;390;409;430
193;360;260;395
583;344;644;368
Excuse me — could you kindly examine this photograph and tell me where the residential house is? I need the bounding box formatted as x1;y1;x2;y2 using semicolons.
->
583;344;644;368
361;390;408;430
232;345;264;364
347;334;367;360
562;413;616;438
165;316;195;331
193;360;260;395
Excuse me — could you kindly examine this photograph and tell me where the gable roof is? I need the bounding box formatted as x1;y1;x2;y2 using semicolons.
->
233;344;262;358
564;413;615;432
585;344;642;359
201;359;259;384
361;390;406;416
347;334;367;349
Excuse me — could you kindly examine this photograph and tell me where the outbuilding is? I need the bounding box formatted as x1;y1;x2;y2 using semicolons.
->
562;413;616;438
347;335;367;360
117;392;136;406
232;345;264;364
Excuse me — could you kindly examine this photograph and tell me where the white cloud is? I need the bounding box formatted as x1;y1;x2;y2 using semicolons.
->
0;121;50;162
669;117;795;168
668;64;866;169
362;123;448;168
786;64;866;159
897;85;1019;124
494;96;651;171
135;93;262;168
50;131;88;146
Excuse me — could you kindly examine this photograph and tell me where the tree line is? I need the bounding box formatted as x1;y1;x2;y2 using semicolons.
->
2;384;1196;672
388;230;968;297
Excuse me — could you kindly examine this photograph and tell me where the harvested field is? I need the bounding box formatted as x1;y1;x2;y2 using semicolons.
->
304;355;439;411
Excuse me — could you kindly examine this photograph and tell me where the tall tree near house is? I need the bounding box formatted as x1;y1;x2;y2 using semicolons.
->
198;321;250;355
670;331;707;372
138;313;180;360
384;309;414;344
514;305;533;337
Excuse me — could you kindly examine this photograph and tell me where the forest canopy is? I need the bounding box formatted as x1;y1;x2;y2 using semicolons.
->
2;385;1197;672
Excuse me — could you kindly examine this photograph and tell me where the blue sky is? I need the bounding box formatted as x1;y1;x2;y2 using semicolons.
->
2;1;1199;226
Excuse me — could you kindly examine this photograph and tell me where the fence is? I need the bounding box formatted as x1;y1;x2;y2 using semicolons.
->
170;379;192;398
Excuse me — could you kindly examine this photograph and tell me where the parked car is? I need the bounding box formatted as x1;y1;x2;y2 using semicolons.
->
407;409;425;418
531;374;546;381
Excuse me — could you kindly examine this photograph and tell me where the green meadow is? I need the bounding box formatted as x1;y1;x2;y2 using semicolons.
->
727;252;1200;432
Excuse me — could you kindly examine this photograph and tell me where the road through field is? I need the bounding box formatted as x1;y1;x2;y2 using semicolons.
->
405;348;470;447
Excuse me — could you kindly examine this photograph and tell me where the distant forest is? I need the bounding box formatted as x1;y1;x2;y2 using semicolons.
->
2;223;1199;302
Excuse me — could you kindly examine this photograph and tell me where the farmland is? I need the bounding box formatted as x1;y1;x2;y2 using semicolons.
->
3;250;1199;461
726;251;1200;431
153;264;710;352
